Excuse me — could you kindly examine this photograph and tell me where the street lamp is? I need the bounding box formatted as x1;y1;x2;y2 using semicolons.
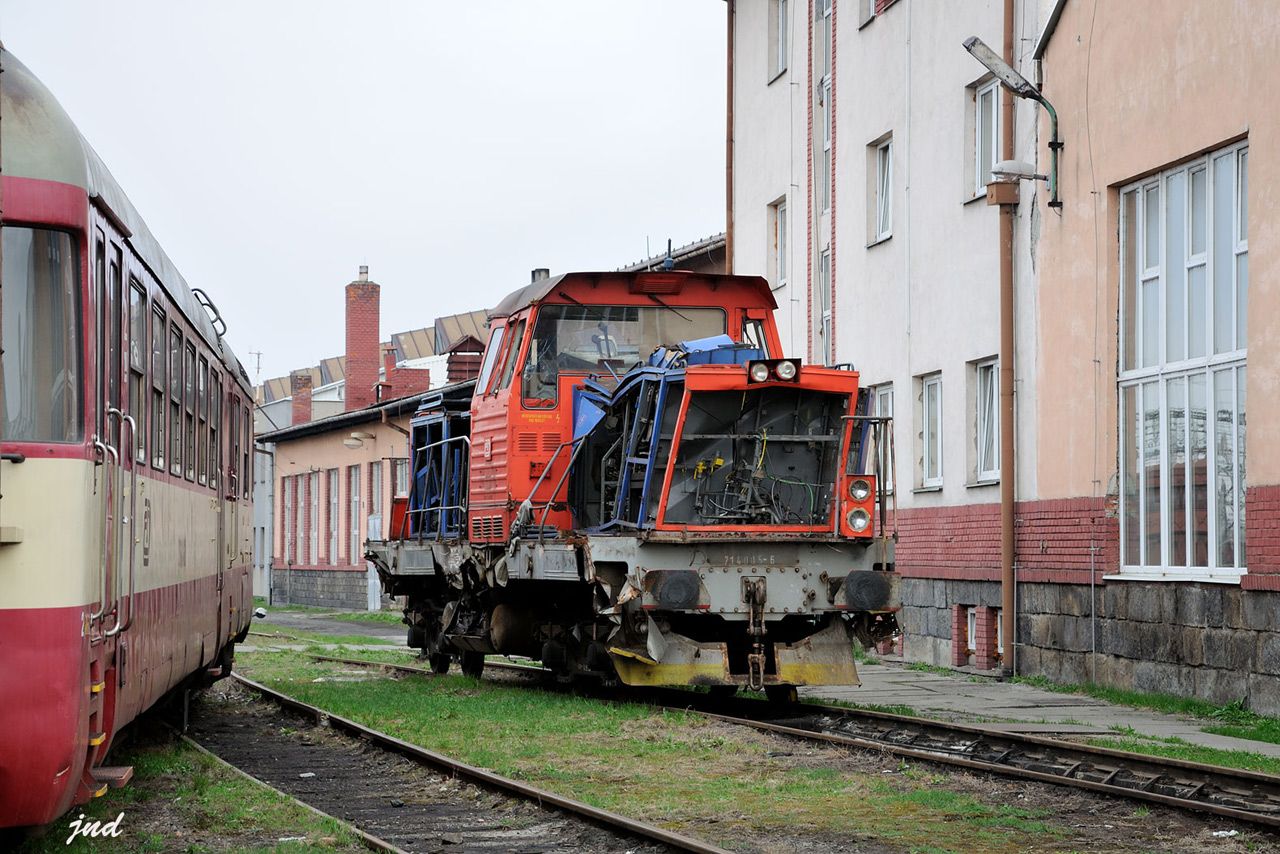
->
963;36;1062;208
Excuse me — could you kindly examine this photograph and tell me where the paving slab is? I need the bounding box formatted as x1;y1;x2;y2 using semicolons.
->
803;662;1280;760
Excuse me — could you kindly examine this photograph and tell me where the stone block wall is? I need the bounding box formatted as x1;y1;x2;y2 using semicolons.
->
271;567;369;610
900;575;1280;715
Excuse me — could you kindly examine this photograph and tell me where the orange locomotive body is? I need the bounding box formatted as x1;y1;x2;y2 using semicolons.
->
369;270;898;696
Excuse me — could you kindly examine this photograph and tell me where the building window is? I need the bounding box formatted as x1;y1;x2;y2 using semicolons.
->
393;459;410;498
1118;142;1248;581
972;80;1000;197
974;359;999;482
327;468;339;564
348;464;361;565
282;476;295;564
769;199;787;291
873;137;893;242
919;373;943;488
368;460;384;539
859;0;876;26
769;0;789;79
816;250;832;365
816;0;832;215
873;382;893;494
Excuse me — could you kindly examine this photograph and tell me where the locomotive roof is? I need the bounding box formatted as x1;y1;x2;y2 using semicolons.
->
489;271;777;320
0;48;251;392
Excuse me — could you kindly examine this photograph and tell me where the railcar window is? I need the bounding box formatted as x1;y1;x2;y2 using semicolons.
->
476;325;505;395
0;227;82;442
209;373;221;491
229;397;240;497
242;406;251;500
169;324;182;475
184;343;196;480
129;279;147;462
197;357;209;485
523;305;725;404
496;319;526;390
151;308;166;468
108;247;122;448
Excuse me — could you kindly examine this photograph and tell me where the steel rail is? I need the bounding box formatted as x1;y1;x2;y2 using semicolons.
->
230;673;729;854
312;654;1280;830
175;730;406;854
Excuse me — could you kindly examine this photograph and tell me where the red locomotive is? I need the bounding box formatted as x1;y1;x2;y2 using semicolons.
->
0;50;255;829
369;270;899;699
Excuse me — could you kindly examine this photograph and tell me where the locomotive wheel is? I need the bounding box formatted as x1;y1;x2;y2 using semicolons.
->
461;651;486;679
764;684;799;704
428;652;451;674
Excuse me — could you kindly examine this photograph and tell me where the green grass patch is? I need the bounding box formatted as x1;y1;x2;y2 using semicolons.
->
906;662;956;677
232;650;1066;852
247;627;396;647
852;644;880;665
1012;675;1280;746
329;610;405;626
1087;735;1280;776
15;728;362;853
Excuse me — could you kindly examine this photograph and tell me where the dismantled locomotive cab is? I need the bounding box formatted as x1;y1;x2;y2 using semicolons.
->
665;388;845;527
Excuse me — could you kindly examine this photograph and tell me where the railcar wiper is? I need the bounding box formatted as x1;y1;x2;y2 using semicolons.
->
645;293;692;322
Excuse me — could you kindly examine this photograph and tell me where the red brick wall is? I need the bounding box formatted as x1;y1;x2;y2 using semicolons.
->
289;371;313;425
345;282;380;411
896;496;1116;584
1244;485;1280;590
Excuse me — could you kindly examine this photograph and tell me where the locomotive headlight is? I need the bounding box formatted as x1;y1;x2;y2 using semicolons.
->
846;508;871;532
749;362;771;383
849;478;871;502
775;359;798;381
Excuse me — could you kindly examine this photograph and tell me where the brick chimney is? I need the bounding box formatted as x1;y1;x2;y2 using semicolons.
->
289;370;313;425
380;343;432;399
345;265;380;411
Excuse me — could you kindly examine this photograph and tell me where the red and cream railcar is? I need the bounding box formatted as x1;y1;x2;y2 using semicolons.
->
0;50;255;829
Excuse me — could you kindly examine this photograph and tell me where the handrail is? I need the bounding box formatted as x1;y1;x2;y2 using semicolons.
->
106;410;138;636
89;436;113;624
398;435;470;542
531;437;587;542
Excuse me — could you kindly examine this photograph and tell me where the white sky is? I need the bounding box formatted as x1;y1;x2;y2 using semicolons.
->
2;1;727;382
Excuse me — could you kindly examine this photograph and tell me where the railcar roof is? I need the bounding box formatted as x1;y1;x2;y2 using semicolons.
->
0;48;250;391
489;271;776;320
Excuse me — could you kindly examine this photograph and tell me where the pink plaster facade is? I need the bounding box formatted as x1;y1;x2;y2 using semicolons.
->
1034;0;1277;500
271;416;410;574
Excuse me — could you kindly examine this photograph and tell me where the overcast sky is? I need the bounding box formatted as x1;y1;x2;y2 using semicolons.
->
3;1;727;382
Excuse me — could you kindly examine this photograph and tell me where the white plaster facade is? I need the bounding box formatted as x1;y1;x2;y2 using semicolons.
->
731;0;1048;510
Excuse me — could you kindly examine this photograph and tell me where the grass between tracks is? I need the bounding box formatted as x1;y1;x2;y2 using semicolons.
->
235;648;1065;853
14;726;363;854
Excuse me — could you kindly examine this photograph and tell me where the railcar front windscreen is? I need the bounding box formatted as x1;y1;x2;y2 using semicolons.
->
523;305;725;402
1;227;82;442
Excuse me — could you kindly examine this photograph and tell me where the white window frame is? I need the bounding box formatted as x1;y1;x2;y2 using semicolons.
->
770;0;789;79
282;476;295;564
965;608;977;655
817;250;832;365
393;458;410;498
873;383;894;494
816;0;832;214
972;80;1000;197
348;465;361;566
875;139;893;241
820;79;832;214
1115;141;1248;584
327;468;339;564
975;359;999;482
771;199;788;291
308;471;319;565
921;373;943;488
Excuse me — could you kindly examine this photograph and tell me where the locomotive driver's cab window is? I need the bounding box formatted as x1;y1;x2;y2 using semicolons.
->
522;304;726;406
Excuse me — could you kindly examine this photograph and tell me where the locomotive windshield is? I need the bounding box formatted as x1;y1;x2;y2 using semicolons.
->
523;304;725;402
1;227;82;442
663;387;846;527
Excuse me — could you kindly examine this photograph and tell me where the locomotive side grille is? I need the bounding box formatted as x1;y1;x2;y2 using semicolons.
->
470;514;505;540
541;432;559;453
517;432;538;453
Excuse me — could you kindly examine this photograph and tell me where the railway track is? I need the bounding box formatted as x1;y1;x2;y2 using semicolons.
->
307;653;1280;831
206;671;728;854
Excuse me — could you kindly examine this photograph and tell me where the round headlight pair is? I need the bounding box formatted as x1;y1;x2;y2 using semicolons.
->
846;508;871;532
749;362;772;383
775;360;798;381
848;478;871;502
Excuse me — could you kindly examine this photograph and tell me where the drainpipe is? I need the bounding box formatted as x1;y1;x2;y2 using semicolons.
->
999;0;1017;678
725;0;735;274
